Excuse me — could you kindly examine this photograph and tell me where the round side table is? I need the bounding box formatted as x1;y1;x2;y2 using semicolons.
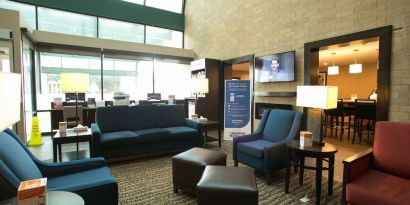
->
285;140;338;205
0;191;84;205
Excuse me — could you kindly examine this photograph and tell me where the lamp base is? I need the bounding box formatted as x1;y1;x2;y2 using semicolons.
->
307;108;324;146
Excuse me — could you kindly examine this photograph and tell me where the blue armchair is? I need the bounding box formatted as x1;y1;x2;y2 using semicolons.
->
0;129;118;204
233;109;302;184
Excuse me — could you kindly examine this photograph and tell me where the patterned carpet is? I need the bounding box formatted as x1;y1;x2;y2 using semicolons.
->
108;141;342;205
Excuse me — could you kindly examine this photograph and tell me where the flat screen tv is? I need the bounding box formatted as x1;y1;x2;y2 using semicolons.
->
255;51;295;83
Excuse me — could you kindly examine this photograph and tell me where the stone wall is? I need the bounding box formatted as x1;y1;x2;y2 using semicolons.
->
185;0;410;122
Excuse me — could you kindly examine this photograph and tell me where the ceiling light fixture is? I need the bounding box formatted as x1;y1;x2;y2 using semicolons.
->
349;49;362;74
327;53;339;75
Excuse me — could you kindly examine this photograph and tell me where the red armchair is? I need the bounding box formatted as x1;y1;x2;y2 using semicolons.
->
342;121;410;205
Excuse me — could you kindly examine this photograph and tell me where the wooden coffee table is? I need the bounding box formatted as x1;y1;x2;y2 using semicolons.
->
52;129;93;163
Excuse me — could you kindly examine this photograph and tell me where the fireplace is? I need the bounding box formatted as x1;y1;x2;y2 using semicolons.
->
255;103;293;119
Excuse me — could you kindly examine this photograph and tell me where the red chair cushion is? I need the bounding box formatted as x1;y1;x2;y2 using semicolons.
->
373;121;410;179
347;169;410;205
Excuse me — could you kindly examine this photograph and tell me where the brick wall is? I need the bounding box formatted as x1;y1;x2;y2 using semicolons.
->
185;0;410;122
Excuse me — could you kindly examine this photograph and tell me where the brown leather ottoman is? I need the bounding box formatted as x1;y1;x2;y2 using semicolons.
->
172;148;227;195
197;166;258;205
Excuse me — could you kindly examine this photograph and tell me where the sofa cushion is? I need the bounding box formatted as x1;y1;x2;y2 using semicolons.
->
129;105;160;130
48;166;117;192
100;131;139;148
0;131;43;181
134;128;170;143
164;126;198;140
237;139;272;159
96;106;135;133
158;105;186;128
262;110;295;142
347;169;410;205
373;121;410;179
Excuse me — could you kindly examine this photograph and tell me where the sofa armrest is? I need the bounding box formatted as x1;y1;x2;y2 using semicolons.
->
37;157;107;178
185;118;202;131
91;123;103;157
232;133;261;160
342;148;373;204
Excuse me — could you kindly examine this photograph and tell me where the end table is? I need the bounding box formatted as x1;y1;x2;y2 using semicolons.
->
52;129;93;162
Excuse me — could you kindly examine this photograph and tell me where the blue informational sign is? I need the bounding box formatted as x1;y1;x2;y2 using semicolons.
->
224;80;251;140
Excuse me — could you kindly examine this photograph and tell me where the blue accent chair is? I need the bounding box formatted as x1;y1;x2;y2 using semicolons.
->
233;109;302;184
0;129;118;204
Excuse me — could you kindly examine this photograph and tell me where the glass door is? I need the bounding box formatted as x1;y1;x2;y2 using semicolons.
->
22;36;35;142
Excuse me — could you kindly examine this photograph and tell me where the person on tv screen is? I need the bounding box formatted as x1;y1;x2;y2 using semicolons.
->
266;57;287;82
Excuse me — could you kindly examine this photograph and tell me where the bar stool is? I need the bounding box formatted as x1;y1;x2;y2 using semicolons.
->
352;99;376;144
324;99;347;141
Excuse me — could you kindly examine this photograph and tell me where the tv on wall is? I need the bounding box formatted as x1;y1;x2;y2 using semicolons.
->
255;51;295;83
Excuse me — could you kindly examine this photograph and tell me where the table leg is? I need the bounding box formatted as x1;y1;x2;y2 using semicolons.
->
285;149;291;193
328;156;335;196
299;154;305;185
316;157;323;205
204;128;208;146
218;126;221;147
58;144;62;162
53;141;57;163
76;142;79;160
89;139;93;158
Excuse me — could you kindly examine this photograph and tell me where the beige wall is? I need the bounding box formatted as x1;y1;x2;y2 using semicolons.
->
232;70;250;80
0;9;25;140
185;0;410;122
320;63;377;99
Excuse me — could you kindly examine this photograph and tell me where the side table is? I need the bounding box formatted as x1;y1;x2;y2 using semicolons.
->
0;191;84;205
198;120;221;147
52;129;93;162
285;140;338;205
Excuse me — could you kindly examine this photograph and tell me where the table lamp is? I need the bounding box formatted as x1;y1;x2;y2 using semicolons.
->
0;72;21;132
296;86;338;145
60;73;89;126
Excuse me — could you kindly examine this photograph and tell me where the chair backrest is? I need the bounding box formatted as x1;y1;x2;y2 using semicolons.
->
354;100;376;120
63;105;83;124
325;99;344;116
0;129;43;190
373;121;410;179
262;109;302;142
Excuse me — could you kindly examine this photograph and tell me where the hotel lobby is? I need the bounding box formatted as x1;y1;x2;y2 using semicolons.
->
1;0;409;204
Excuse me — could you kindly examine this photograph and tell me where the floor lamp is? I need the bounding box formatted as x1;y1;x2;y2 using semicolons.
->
61;73;89;126
192;78;209;116
296;86;338;145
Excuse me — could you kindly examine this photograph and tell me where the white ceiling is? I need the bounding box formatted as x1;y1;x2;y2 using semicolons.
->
319;37;379;67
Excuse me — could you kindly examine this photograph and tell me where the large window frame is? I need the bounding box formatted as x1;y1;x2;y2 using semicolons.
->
1;0;185;48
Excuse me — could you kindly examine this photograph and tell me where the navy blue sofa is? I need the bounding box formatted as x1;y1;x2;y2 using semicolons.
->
0;129;118;204
91;105;202;160
233;109;302;184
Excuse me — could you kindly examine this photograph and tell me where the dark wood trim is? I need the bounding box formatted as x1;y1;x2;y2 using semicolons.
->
221;54;255;130
304;26;392;127
342;148;373;164
254;91;296;97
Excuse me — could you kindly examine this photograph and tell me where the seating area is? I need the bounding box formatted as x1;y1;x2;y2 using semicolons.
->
1;1;409;205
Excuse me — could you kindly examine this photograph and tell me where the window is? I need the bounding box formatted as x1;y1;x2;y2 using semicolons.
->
146;26;183;48
99;18;144;43
145;0;184;13
154;60;191;99
121;0;144;5
0;0;36;29
38;7;97;37
103;57;153;101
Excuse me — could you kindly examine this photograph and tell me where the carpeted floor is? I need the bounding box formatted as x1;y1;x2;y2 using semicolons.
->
108;142;342;205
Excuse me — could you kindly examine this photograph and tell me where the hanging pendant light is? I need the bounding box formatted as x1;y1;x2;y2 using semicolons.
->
349;49;362;74
328;53;339;75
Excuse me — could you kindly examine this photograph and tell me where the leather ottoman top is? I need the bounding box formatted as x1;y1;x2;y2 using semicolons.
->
197;166;257;192
172;148;227;166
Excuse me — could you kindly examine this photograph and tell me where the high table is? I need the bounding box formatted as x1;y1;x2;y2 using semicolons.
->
285;140;338;205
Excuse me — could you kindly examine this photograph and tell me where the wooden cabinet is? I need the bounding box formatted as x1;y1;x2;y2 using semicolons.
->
191;58;222;121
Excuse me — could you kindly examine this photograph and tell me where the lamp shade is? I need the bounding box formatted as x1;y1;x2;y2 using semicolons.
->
192;78;209;94
327;66;339;75
349;64;362;73
0;72;21;131
296;86;338;109
61;73;89;93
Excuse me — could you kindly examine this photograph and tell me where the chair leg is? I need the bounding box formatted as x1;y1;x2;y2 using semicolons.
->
266;173;272;185
234;160;238;167
294;165;298;174
173;185;178;193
